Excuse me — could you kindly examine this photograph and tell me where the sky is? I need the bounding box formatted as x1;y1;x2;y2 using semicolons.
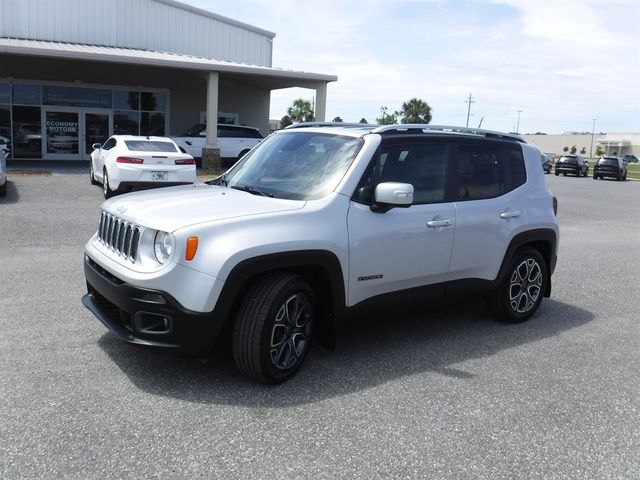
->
193;0;640;134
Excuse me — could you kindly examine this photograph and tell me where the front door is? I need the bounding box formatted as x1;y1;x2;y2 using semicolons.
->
43;109;81;159
84;112;111;160
43;108;111;160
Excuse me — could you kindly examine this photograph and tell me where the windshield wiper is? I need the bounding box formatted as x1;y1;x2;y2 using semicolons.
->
230;184;273;197
206;173;227;186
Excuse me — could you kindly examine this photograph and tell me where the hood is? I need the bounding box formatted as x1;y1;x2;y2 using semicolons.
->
102;183;305;232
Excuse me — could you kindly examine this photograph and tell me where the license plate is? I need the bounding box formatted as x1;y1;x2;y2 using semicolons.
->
151;171;168;181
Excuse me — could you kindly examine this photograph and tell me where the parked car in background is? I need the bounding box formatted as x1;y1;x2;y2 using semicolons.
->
90;135;196;198
554;154;588;177
171;124;263;167
541;153;552;173
593;156;627;181
623;154;638;164
0;144;7;197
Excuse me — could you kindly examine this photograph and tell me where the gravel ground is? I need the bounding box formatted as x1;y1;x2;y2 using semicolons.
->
0;170;638;479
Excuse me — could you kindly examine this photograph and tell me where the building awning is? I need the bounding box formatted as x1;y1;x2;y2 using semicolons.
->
0;37;337;89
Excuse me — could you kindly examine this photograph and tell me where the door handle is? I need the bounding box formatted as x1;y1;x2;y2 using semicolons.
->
500;210;521;219
427;218;453;228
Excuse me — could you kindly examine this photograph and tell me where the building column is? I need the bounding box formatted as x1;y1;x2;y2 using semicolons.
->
314;82;327;122
203;71;220;171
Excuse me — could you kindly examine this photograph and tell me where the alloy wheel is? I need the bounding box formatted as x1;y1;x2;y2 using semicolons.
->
269;293;312;370
508;258;543;314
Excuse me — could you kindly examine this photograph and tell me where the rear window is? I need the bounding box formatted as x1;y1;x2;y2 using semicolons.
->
597;158;619;166
218;126;263;139
124;140;177;152
559;156;577;164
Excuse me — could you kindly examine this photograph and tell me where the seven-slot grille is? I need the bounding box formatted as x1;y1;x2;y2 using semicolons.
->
98;211;141;262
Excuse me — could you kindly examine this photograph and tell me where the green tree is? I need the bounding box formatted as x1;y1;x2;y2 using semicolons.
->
332;116;343;122
279;115;292;129
563;146;569;152
376;106;399;125
580;147;586;154
595;145;605;156
400;97;432;124
570;145;577;154
287;98;314;122
359;118;368;124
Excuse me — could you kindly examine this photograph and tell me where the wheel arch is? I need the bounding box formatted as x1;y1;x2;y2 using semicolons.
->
212;250;346;349
496;229;558;297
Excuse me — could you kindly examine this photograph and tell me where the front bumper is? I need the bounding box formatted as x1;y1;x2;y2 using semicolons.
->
83;255;225;355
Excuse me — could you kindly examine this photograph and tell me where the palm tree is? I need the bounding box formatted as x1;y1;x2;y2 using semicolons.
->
287;99;314;122
400;98;432;124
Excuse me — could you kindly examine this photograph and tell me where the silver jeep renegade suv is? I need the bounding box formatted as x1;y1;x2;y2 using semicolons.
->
83;123;559;383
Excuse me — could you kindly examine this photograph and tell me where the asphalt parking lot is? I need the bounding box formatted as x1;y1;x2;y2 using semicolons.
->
1;170;639;479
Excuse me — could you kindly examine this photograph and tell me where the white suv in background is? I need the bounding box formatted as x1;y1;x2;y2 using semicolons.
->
171;124;263;167
82;124;559;383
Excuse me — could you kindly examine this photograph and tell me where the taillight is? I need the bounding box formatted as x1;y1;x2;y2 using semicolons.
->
553;196;558;216
175;158;195;165
116;156;144;164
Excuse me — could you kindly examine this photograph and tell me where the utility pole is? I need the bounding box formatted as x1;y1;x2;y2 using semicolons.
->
465;93;475;127
589;118;596;159
516;110;522;134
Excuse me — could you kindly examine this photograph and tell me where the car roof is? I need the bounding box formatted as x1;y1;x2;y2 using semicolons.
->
283;123;525;143
111;135;175;141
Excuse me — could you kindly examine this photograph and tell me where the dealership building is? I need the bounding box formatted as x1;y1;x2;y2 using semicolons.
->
0;0;336;163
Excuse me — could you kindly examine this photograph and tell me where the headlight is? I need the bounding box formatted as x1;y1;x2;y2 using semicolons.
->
154;231;175;264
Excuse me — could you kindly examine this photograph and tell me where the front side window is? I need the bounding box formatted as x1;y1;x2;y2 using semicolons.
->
223;132;363;200
102;138;117;150
355;142;449;205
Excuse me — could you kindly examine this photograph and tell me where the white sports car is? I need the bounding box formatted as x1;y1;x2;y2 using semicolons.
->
90;135;196;198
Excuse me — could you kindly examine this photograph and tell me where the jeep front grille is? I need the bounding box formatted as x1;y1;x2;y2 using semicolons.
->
97;211;141;262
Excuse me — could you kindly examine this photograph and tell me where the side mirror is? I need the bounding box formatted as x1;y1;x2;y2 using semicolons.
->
92;143;101;150
370;182;414;213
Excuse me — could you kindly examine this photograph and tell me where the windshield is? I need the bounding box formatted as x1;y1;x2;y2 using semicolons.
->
221;131;363;200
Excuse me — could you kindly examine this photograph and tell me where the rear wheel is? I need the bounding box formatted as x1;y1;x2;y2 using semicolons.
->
233;273;315;383
554;171;559;176
103;168;114;199
486;247;547;323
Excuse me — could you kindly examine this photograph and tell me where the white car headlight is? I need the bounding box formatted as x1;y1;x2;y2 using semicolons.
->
154;231;175;264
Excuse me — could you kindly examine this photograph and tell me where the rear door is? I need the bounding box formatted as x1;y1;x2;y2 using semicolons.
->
448;141;528;282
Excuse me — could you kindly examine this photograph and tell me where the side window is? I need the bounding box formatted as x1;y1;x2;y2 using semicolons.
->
102;138;117;150
355;143;449;205
457;145;506;200
508;148;527;189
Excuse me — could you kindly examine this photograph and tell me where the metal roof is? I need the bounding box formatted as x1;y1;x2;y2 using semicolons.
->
0;37;337;84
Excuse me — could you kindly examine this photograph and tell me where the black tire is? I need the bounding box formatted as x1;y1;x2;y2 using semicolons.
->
0;181;6;197
237;149;250;162
584;168;589;177
103;168;113;199
623;173;627;181
232;273;315;384
90;161;99;185
593;174;597;180
555;171;559;176
486;247;548;323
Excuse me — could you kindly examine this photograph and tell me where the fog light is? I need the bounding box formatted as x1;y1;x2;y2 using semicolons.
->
140;293;166;304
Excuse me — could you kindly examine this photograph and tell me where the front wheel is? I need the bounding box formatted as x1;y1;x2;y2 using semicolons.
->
232;273;315;384
486;247;548;323
90;161;99;185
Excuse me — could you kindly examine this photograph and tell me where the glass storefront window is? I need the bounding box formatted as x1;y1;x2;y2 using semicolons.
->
114;111;140;135
140;92;165;112
43;86;112;108
0;83;9;103
113;91;139;110
0;105;11;156
141;112;165;136
45;111;79;155
13;85;41;105
12;106;42;158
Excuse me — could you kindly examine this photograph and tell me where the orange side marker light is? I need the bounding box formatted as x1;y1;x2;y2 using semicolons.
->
185;236;198;261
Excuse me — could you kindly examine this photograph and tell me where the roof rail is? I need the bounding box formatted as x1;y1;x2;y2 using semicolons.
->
371;124;526;143
285;122;377;129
